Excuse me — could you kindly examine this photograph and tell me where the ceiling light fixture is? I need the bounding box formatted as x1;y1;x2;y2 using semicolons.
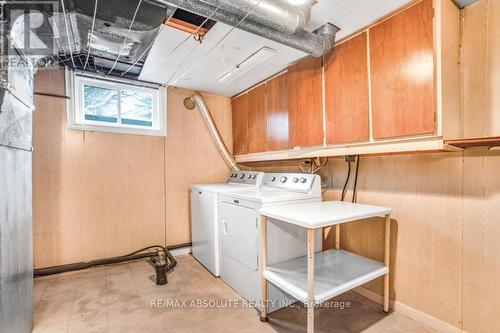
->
218;47;277;84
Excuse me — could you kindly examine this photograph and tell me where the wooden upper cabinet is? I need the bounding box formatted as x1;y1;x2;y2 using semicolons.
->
232;93;249;155
266;73;289;151
370;0;435;139
288;57;324;147
247;84;267;153
325;32;370;144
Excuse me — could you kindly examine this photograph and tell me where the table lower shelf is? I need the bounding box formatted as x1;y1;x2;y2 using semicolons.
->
263;249;388;304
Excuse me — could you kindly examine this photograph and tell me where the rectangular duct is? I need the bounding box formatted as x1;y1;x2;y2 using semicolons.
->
0;15;34;333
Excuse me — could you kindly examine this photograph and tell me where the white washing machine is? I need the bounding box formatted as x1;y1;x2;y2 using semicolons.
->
218;173;323;313
191;171;264;276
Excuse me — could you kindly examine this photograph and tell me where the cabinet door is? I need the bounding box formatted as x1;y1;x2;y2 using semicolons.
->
247;84;267;153
325;32;370;144
370;0;435;139
288;57;324;147
266;73;289;151
232;93;249;155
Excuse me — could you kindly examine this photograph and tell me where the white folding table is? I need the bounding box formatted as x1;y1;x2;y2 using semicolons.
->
259;201;392;333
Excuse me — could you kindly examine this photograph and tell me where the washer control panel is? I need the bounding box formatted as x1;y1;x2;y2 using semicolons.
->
227;171;264;185
262;173;319;192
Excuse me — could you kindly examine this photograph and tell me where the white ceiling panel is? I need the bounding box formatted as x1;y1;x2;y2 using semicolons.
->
305;0;413;40
140;0;413;97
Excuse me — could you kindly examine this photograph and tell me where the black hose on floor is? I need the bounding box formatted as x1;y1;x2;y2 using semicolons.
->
34;243;185;285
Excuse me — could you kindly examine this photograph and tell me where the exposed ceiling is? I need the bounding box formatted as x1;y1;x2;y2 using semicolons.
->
51;0;168;79
140;0;413;97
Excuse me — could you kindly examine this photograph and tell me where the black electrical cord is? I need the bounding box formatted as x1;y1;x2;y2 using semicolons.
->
341;161;351;201
352;156;360;203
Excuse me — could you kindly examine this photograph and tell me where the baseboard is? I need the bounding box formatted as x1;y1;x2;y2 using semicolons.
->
170;246;191;257
352;286;466;333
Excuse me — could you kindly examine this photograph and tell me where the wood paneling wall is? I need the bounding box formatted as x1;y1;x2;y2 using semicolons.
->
32;72;232;268
165;87;232;245
460;2;500;332
462;148;500;333
33;95;166;268
462;0;500;138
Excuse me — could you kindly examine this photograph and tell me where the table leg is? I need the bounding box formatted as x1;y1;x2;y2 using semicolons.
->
307;228;315;333
335;224;340;250
383;214;391;313
260;216;269;322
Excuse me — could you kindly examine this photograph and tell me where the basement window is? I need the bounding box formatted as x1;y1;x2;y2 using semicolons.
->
68;71;166;136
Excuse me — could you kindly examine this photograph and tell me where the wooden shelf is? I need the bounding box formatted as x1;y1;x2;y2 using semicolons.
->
236;137;461;163
445;137;500;148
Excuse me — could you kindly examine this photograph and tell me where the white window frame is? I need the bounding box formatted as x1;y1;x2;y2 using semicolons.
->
66;69;167;137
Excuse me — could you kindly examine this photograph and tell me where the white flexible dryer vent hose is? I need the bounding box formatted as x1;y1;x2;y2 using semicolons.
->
191;94;240;171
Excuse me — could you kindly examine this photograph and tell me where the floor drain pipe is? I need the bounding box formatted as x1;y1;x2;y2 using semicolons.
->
184;93;240;171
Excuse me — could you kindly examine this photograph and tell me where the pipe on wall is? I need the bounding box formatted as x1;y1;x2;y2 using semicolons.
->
157;0;339;57
186;93;240;171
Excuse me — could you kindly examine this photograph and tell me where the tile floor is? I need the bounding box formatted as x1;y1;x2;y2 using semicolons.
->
33;255;439;333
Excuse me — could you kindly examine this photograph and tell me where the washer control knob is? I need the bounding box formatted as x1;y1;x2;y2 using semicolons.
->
248;175;252;179
293;177;299;183
252;175;256;179
270;176;276;181
240;174;245;179
300;177;307;183
280;176;288;183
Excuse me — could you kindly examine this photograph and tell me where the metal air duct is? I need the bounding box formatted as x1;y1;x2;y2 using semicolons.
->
0;6;36;333
185;93;239;171
157;0;339;57
197;0;313;34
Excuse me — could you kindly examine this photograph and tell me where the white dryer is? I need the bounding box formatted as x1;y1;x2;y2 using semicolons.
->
191;171;264;276
218;173;323;313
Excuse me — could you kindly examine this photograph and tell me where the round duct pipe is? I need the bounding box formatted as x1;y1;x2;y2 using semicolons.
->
183;96;196;110
185;93;240;171
156;0;339;57
197;0;314;34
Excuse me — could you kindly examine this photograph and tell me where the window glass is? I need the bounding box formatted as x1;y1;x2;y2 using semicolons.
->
120;89;154;127
83;84;118;123
71;73;166;137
